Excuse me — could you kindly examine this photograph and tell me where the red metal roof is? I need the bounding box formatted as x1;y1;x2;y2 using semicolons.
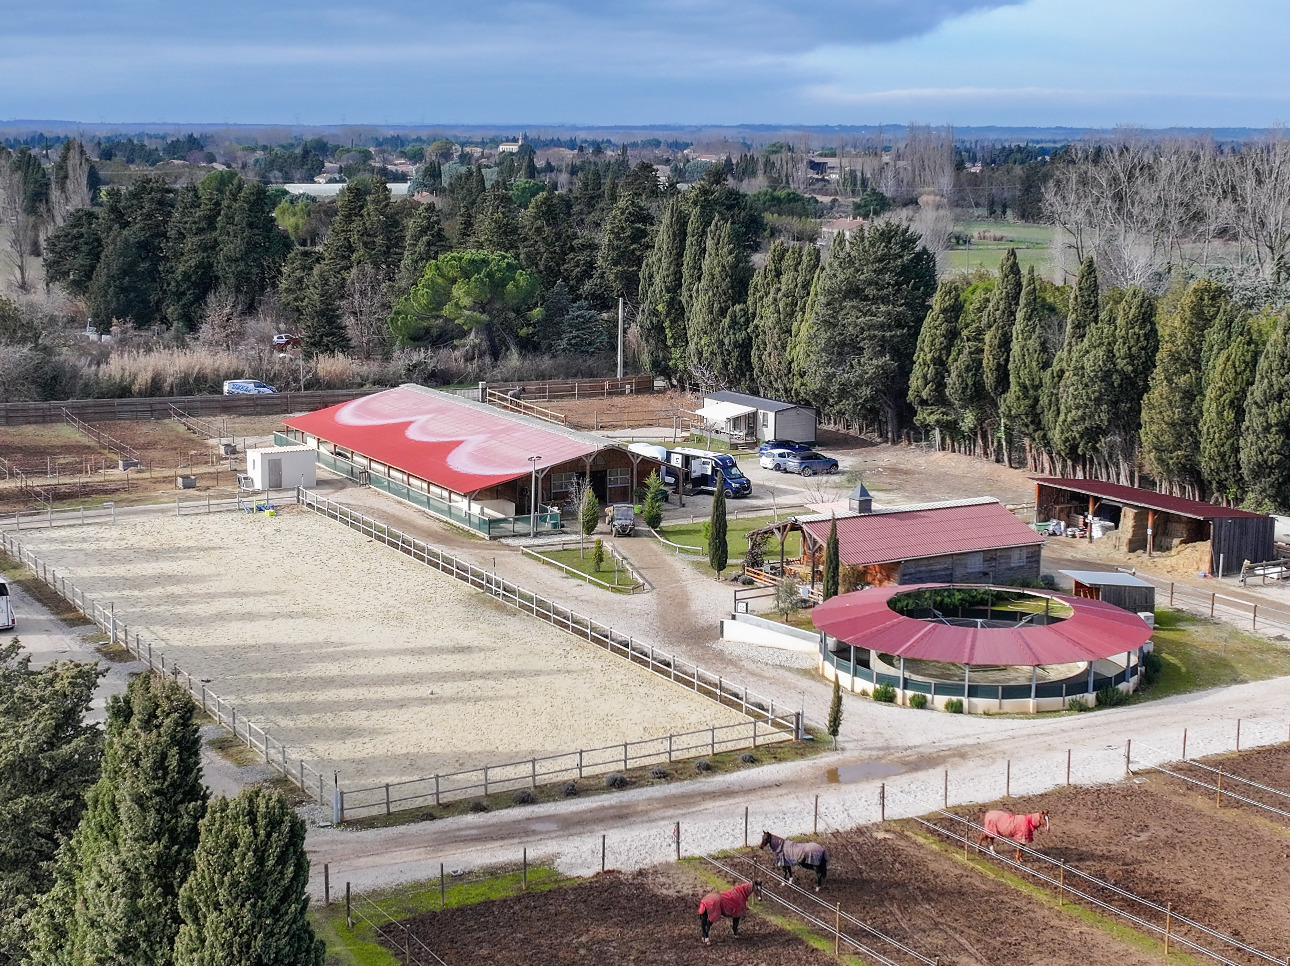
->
284;385;606;493
812;584;1153;665
1032;478;1267;520
799;501;1045;568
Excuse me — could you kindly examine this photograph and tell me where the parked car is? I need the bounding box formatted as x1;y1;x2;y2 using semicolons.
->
758;439;812;456
272;333;301;347
222;379;278;396
773;450;839;477
760;447;799;471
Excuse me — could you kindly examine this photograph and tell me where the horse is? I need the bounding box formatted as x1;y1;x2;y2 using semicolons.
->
697;880;762;944
977;809;1050;862
759;831;828;891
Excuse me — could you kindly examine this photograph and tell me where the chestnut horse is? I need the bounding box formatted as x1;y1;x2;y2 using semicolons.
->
978;809;1050;861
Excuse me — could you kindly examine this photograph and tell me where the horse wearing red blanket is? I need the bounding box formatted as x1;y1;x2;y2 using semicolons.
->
978;809;1049;861
697;880;762;944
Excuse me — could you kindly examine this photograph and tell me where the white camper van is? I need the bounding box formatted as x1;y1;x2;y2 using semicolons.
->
0;576;14;631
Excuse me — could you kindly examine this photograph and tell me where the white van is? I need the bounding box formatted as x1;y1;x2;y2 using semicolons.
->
222;379;278;396
0;576;14;631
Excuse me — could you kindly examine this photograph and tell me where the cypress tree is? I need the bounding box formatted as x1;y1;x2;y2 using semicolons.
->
162;184;220;331
1201;319;1258;502
635;197;686;377
1240;314;1290;510
1140;279;1227;494
30;674;207;966
396;202;450;292
1053;314;1118;473
823;515;840;601
749;242;790;395
597;192;654;300
786;244;822;401
642;470;665;529
908;280;963;444
680;207;710;317
1110;287;1159;448
1044;255;1099;464
708;477;728;577
474;180;520;255
687;218;750;389
215;179;289;312
982;248;1022;402
300;268;350;358
827;675;843;747
1065;255;1100;346
172;788;323;966
518;191;574;288
1001;267;1048;460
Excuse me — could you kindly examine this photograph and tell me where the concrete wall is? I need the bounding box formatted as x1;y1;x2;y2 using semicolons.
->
720;612;820;653
249;446;316;490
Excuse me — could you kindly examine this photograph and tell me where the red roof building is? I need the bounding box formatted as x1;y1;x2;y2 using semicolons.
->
749;498;1045;588
282;385;660;537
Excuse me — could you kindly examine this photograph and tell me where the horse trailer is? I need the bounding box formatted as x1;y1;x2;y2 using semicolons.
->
0;576;14;631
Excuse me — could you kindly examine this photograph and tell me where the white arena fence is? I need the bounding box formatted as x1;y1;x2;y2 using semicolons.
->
0;522;334;810
2;490;302;531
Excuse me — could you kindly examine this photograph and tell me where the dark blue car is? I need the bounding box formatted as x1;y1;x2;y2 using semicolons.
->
758;439;812;456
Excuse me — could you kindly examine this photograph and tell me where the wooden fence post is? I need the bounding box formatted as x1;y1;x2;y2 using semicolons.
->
1125;739;1131;776
744;806;749;847
523;848;528;891
880;783;885;822
1216;767;1222;808
1006;759;1011;797
814;794;819;834
834;902;841;955
1058;861;1065;906
602;835;606;873
1182;728;1187;760
1165;902;1172;955
440;863;445;908
345;882;351;929
1236;718;1241;752
944;769;948;807
323;864;330;906
1066;749;1071;786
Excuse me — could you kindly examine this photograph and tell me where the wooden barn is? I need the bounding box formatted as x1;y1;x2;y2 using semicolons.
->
746;497;1046;589
1061;570;1157;616
1034;478;1274;577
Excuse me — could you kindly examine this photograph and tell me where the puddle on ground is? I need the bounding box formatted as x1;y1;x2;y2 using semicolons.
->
825;761;906;784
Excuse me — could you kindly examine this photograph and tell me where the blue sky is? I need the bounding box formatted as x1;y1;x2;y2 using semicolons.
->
1;0;1285;127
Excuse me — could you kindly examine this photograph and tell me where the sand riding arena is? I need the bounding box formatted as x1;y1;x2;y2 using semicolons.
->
10;507;755;796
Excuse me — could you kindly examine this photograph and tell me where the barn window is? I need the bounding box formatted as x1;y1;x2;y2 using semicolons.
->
1011;546;1028;567
551;472;577;495
607;468;630;491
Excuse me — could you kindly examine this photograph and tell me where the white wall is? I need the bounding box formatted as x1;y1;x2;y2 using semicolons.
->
247;447;316;490
771;407;817;443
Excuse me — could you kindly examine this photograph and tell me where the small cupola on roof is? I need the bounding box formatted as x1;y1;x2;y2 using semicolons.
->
849;481;873;514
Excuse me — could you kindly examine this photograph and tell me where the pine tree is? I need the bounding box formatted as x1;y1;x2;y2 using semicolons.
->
396;202;449;292
30;674;207;966
300;268;350;358
1201;318;1258;502
1240;314;1290;510
801;222;937;441
642;470;665;529
162;184;220;331
708;477;728;577
474;180;520;255
687;218;750;389
1141;279;1227;495
982;248;1022;403
823;515;840;601
1001;267;1048;459
0;640;102;966
827;675;843;747
908;280;962;444
172;788;324;966
518;191;574;288
597;192;653;300
215;179;289;312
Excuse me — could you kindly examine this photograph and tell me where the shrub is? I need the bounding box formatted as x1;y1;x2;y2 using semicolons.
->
468;800;490;813
592;538;605;572
944;698;964;714
693;758;713;773
562;780;579;797
739;753;757;764
908;693;928;710
1069;697;1093;713
648;766;669;780
512;788;536;805
1097;684;1130;707
872;683;897;703
604;772;629;789
1142;651;1164;685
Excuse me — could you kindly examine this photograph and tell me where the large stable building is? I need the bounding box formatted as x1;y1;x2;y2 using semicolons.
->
281;385;662;538
1033;478;1274;576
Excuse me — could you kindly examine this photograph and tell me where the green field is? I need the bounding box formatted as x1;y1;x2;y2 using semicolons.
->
1142;609;1290;699
658;513;801;562
530;545;638;591
946;218;1054;276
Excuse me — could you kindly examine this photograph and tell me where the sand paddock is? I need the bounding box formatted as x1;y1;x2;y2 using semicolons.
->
16;509;746;788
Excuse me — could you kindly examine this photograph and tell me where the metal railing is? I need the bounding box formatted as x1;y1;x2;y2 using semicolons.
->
0;525;329;808
339;719;788;819
484;388;569;425
296;489;803;733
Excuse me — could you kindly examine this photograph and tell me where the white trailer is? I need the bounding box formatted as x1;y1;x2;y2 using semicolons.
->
0;576;14;631
246;445;317;491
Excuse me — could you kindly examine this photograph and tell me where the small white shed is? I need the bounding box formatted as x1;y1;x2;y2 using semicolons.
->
699;390;817;443
247;445;316;490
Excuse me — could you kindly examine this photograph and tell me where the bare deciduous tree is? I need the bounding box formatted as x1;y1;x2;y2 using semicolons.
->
0;155;40;292
197;287;246;353
342;264;391;360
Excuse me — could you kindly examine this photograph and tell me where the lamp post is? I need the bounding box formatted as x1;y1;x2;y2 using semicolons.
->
528;455;542;538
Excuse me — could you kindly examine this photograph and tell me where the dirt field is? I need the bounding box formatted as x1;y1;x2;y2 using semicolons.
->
541;390;699;431
942;761;1290;959
12;509;748;788
795;826;1161;966
400;868;834;966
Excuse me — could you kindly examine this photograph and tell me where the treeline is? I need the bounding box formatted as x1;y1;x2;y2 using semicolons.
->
0;642;322;966
906;253;1290;511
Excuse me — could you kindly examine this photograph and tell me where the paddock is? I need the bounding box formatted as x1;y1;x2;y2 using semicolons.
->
12;509;748;788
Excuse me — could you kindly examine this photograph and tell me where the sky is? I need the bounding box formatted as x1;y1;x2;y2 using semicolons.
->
1;0;1286;128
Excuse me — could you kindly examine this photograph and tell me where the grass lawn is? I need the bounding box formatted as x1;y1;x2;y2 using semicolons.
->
946;218;1054;276
0;548;93;627
1141;608;1290;699
657;514;801;562
530;546;639;592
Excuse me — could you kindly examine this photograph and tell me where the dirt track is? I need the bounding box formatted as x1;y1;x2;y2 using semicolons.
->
399;868;832;965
